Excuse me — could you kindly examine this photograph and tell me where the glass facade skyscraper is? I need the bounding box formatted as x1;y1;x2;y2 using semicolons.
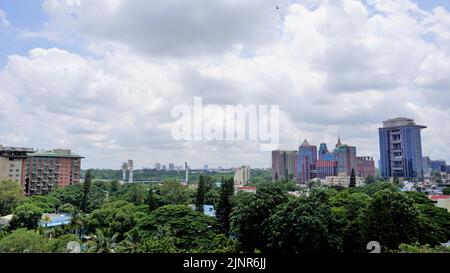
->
298;140;317;183
379;118;426;180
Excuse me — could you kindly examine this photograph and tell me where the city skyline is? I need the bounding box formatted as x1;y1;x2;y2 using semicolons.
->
1;0;450;169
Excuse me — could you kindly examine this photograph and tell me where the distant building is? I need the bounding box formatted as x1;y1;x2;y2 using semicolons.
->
162;165;167;171
422;156;432;177
236;186;257;194
324;173;364;188
234;166;251;187
316;160;337;179
0;146;35;184
379;117;426;180
272;150;298;182
429;195;450;212
203;165;209;171
23;149;83;196
155;163;161;171
298;140;317;184
334;142;357;176
430;160;447;173
168;163;175;171
318;143;328;160
356;156;375;179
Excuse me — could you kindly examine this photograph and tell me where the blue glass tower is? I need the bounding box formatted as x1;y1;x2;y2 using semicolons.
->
379;118;426;180
298;139;317;183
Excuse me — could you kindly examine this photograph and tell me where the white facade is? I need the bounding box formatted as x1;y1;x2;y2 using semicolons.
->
234;166;251;187
324;173;364;188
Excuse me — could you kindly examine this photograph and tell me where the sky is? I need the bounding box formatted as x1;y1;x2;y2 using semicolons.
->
0;0;450;169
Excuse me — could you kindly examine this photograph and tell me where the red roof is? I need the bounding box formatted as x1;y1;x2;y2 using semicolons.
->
430;195;450;200
238;186;257;190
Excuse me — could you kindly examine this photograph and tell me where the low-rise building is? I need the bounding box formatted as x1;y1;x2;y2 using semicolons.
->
324;173;364;188
236;186;257;194
429;195;450;212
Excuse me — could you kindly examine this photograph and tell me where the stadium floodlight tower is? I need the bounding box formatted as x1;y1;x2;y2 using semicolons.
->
121;162;128;181
185;162;189;184
128;160;134;183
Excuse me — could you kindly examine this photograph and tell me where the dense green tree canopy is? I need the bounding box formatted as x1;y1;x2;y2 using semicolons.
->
0;180;24;216
0;229;48;253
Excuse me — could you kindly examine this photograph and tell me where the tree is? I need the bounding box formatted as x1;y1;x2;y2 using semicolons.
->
129;183;145;205
0;229;48;253
0;180;24;216
216;178;234;234
85;201;142;241
196;176;207;212
145;189;159;211
230;183;288;252
80;169;92;212
133;205;221;252
267;195;337;253
48;234;81;253
349;169;356;188
86;228;119;253
362;190;420;250
442;187;450;195
9;204;44;230
159;180;189;205
364;176;376;185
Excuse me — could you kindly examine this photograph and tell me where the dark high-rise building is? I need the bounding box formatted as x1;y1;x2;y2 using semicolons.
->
272;150;298;182
318;143;328;160
379;117;426;180
297;140;317;183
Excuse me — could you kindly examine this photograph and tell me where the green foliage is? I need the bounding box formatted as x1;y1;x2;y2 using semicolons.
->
145;189;159;211
80;169;92;212
216;178;234;234
48;234;80;253
267;193;339;253
442;187;450;195
137;237;179;253
397;243;450;253
362;190;419;250
349;169;356;188
0;180;24;216
9;203;44;230
196;175;207;212
359;181;400;196
416;204;450;244
21;195;62;213
230;183;288;252
86;201;143;241
364;176;376;185
159;180;190;205
133;205;221;252
0;229;48;253
86;228;119;253
405;191;434;205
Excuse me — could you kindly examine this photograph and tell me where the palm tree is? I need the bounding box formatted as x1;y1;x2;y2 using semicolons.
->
41;214;51;228
69;209;85;238
87;229;119;253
